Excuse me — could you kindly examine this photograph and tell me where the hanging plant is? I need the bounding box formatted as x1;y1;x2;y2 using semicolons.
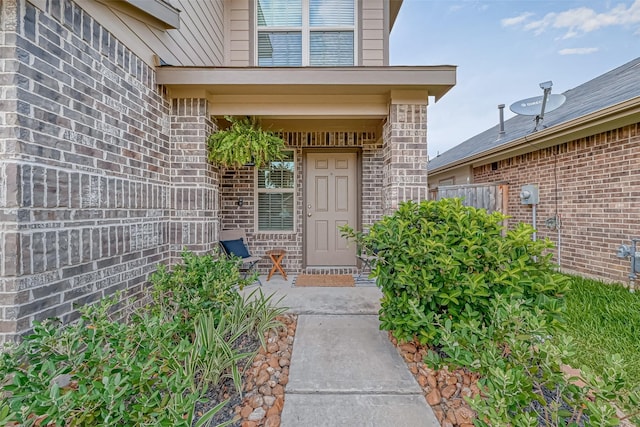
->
207;116;286;169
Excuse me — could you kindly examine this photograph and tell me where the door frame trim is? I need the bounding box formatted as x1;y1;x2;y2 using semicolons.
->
302;148;362;268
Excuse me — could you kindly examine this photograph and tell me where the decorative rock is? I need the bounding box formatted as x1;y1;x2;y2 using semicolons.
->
248;395;264;409
417;374;428;388
408;363;418;375
263;395;276;407
446;375;458;385
399;343;417;353
265;414;281;427
446;408;457;424
454;407;475;424
470;384;481;396
258;384;272;396
248;407;266;422
237;314;296;427
441;384;457;399
426;388;441;405
266;405;280;418
272;384;285;397
279;374;289;386
427;373;437;389
240;405;254;418
462;373;471;386
268;356;280;369
274;396;285;411
461;386;472;398
255;370;270;386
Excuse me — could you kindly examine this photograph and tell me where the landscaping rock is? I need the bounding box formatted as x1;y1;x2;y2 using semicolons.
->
248;407;266;422
234;314;297;427
392;335;479;427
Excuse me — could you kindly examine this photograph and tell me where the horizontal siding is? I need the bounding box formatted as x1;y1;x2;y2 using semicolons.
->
361;0;384;66
77;0;224;66
225;0;250;66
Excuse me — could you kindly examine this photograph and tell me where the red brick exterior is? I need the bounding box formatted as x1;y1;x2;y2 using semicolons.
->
473;123;640;284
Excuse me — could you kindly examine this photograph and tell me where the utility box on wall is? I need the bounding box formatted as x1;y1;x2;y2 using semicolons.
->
520;184;539;205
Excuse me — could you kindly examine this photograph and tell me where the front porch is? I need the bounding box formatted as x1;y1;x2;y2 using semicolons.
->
156;66;456;273
218;110;427;276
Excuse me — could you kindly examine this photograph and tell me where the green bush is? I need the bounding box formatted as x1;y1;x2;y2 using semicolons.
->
343;199;640;425
344;198;568;347
0;251;283;427
149;250;251;332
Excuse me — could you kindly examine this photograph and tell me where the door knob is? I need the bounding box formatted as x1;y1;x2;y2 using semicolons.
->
307;212;312;217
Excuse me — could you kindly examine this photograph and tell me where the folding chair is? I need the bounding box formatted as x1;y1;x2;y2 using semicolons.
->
219;228;263;286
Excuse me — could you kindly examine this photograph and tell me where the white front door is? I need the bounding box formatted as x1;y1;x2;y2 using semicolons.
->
305;152;357;266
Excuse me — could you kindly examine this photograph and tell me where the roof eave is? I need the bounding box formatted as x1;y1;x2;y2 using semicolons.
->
429;97;640;175
156;66;456;100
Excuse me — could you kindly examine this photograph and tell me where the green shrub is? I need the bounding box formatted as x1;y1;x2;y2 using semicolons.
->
0;251;283;427
343;198;568;347
149;250;252;332
343;199;640;425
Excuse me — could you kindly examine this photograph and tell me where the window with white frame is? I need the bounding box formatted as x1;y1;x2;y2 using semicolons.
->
257;151;295;231
256;0;356;66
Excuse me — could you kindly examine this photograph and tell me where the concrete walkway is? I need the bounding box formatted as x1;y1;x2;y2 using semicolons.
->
243;276;439;427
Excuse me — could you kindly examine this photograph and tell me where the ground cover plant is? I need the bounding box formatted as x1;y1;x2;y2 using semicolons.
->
0;250;285;427
343;199;640;426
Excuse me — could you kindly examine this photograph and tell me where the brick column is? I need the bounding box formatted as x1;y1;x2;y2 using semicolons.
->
382;102;428;215
169;99;220;262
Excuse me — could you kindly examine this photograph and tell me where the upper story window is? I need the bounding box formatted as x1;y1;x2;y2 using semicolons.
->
257;0;356;66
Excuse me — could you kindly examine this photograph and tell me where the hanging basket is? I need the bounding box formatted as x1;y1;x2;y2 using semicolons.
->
207;116;286;169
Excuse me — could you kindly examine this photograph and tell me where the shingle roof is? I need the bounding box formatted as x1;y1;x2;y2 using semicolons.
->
429;57;640;171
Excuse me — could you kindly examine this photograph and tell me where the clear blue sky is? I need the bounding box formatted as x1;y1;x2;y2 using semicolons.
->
390;0;640;158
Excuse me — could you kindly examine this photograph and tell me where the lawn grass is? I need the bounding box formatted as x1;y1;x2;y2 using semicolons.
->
560;275;640;392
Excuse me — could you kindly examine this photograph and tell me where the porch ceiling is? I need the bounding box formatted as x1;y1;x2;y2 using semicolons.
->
156;66;457;118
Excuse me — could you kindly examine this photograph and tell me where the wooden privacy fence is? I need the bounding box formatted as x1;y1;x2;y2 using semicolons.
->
430;182;509;214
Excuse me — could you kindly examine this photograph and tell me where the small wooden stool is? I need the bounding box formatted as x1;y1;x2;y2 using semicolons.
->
266;249;287;281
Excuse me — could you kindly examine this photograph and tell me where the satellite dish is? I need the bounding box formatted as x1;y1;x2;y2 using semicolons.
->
510;94;566;116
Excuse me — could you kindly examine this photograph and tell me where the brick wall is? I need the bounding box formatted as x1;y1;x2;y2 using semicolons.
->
0;0;220;344
219;130;380;275
169;98;219;263
474;123;640;284
382;104;428;215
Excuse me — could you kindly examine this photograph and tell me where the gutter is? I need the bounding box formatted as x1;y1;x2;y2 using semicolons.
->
430;96;640;174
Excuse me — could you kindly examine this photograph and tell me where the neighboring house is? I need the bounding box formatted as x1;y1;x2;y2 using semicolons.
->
429;57;640;285
0;0;456;343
